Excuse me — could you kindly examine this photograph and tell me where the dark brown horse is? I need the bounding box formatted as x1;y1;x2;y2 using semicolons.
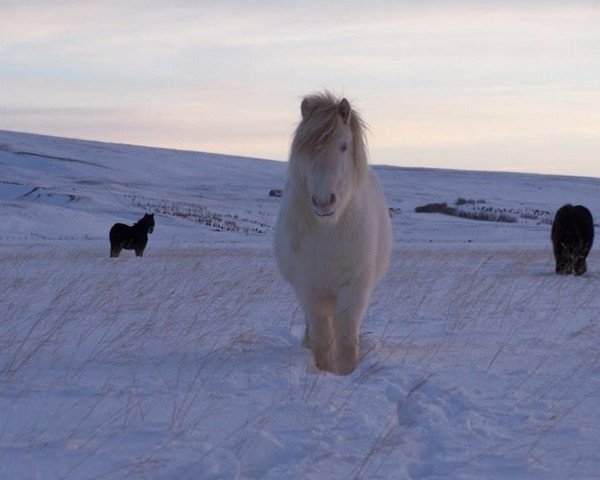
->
109;213;155;258
551;204;594;275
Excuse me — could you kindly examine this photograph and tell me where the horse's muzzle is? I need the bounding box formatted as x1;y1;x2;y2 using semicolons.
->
311;193;337;218
314;208;335;218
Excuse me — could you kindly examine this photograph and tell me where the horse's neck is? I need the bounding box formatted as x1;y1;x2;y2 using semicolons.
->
133;221;148;232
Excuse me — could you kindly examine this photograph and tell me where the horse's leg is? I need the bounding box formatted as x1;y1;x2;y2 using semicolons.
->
333;284;370;375
573;243;590;275
554;244;569;274
110;245;121;257
301;293;334;372
136;241;147;257
574;259;587;275
574;255;587;275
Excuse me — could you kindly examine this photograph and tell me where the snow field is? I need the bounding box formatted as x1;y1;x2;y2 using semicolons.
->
2;130;600;478
1;242;599;479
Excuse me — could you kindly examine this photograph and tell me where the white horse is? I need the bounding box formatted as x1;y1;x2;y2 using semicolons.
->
274;92;392;375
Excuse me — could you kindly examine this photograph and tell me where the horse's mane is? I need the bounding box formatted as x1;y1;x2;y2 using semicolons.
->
134;214;153;228
290;91;368;179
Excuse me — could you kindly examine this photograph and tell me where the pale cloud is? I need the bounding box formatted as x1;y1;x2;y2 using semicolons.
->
1;1;599;176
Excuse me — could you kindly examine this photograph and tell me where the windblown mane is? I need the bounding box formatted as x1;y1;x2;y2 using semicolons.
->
134;214;153;230
290;92;369;180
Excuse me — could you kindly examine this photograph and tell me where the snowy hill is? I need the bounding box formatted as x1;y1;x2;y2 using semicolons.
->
1;130;599;479
2;129;599;245
0;130;285;243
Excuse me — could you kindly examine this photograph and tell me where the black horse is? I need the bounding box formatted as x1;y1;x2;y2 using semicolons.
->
109;213;155;258
551;204;594;275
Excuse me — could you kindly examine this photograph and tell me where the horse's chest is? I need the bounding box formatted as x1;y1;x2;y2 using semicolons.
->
293;233;360;286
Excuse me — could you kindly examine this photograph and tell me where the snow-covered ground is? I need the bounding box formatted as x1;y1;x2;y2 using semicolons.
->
1;130;599;479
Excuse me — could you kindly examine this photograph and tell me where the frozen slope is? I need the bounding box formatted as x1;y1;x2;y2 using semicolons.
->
2;129;599;246
0;130;285;243
1;130;600;479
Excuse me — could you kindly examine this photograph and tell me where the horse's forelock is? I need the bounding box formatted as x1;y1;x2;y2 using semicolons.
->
292;104;338;154
291;92;368;179
292;95;364;150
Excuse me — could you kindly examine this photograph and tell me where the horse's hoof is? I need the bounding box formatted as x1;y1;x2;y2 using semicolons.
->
336;362;357;376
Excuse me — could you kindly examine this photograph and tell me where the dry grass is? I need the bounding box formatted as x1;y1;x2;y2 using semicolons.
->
1;244;599;478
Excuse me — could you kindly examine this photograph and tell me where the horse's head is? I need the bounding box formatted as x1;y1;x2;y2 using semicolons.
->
291;92;367;223
144;213;155;234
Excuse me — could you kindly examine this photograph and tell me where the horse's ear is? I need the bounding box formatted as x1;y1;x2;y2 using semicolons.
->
338;98;351;124
301;98;312;119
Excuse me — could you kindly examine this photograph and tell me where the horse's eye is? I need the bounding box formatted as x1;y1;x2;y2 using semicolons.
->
340;143;348;152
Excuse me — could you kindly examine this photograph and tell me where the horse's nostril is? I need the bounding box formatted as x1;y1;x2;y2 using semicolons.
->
312;193;336;208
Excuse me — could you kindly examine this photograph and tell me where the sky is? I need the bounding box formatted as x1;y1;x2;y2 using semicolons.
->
1;0;599;177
